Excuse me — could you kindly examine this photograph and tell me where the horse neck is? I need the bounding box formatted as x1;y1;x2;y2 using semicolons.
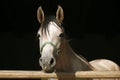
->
55;39;73;72
55;39;93;72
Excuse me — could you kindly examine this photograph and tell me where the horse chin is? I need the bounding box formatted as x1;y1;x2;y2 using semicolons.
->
43;67;55;73
44;69;55;73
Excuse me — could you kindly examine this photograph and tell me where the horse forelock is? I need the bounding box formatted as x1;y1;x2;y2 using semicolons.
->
40;16;62;36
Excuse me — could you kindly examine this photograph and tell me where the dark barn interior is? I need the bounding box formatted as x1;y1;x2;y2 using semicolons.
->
0;0;120;72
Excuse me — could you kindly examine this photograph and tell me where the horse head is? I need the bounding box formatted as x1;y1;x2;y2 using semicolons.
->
37;5;64;73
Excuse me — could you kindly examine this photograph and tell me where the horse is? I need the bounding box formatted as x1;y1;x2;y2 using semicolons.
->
36;5;120;80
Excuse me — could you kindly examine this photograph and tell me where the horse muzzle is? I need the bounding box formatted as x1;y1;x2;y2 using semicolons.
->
39;57;56;73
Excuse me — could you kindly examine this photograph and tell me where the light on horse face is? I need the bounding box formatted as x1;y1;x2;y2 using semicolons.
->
38;21;63;72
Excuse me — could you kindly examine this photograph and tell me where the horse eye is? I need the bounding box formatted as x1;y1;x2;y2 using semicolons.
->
37;34;40;38
59;33;64;38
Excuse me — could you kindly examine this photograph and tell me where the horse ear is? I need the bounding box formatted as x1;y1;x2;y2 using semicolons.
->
56;5;64;23
37;6;44;23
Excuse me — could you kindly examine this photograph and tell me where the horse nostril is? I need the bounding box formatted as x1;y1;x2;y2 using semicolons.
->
50;58;54;65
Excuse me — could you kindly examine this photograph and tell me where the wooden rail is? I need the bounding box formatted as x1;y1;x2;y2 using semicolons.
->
0;70;120;79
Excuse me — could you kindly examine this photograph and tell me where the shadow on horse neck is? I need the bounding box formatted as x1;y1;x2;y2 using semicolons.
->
54;38;93;80
55;38;93;72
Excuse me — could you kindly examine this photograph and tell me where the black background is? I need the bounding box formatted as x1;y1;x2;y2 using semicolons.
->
0;0;119;70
